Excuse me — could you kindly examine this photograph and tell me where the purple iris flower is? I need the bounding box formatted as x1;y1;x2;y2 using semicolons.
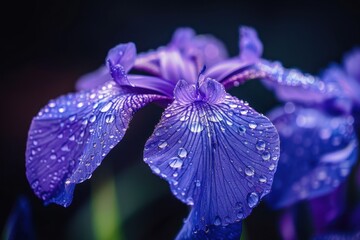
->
263;47;359;209
26;27;281;238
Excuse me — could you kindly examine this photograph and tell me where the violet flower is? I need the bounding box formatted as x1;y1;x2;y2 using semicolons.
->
263;48;359;209
26;27;281;238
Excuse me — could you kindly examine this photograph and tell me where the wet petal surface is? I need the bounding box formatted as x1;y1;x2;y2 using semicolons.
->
144;80;280;229
176;208;242;240
26;81;164;206
266;104;358;209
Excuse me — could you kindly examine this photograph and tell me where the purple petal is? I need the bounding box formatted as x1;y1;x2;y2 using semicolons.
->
26;81;165;207
171;28;229;69
106;43;136;86
239;26;263;61
266;104;358;209
159;49;197;83
344;47;360;82
144;80;280;229
176;208;242;240
106;42;136;73
308;184;347;234
312;232;360;240
75;66;110;91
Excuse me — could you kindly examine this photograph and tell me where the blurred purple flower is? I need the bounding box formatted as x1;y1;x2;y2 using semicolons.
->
26;27;281;238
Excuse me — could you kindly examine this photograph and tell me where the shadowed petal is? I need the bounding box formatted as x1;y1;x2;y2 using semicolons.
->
344;47;360;82
76;66;110;91
171;27;229;69
144;79;280;230
239;26;263;62
176;208;242;240
266;104;358;209
26;81;165;207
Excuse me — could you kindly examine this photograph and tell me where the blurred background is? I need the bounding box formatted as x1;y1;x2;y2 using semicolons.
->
1;0;360;239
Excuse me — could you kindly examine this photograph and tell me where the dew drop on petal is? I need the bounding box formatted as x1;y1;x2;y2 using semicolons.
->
249;121;257;129
151;166;161;174
188;122;204;133
50;154;56;160
194;179;201;187
259;175;267;183
256;140;266;151
100;102;113;112
245;166;255;176
247;192;259;208
214;216;221;226
105;114;115;123
169;157;183;169
158;141;168;149
178;148;188;158
262;151;271;161
89;115;97;123
269;163;275;171
239;125;246;134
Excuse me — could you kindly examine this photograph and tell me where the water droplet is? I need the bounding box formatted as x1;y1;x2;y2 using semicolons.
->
105;114;115;123
262;151;271;161
58;107;65;113
237;211;244;219
61;144;70;152
259;175;267;183
89;115;97;123
195;179;201;187
151;166;161;174
269;164;275;171
226;120;233;126
178;148;188;158
69;135;75;141
256;140;266;151
214;216;221;226
169;157;183;169
69;115;76;122
240;109;248;115
180;115;189;121
158;141;168;149
173;172;178;177
245;166;255;176
165;113;172;118
65;180;71;185
239;125;246;134
33;140;38;146
188;122;204;133
249;121;257;129
50;154;56;160
186;197;194;205
77;102;84;108
100;102;113;112
247;192;259;208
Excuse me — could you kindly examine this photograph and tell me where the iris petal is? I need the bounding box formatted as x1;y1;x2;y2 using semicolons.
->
144;79;280;229
266;104;358;209
26;81;165;207
171;27;229;69
176;208;242;240
76;66;110;91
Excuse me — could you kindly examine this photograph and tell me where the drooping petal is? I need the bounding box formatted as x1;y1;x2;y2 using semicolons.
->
76;66;110;91
266;104;358;209
106;43;136;86
176;208;242;240
144;79;280;230
26;81;166;207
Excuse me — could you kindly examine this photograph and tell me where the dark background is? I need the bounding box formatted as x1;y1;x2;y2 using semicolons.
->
1;0;360;239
